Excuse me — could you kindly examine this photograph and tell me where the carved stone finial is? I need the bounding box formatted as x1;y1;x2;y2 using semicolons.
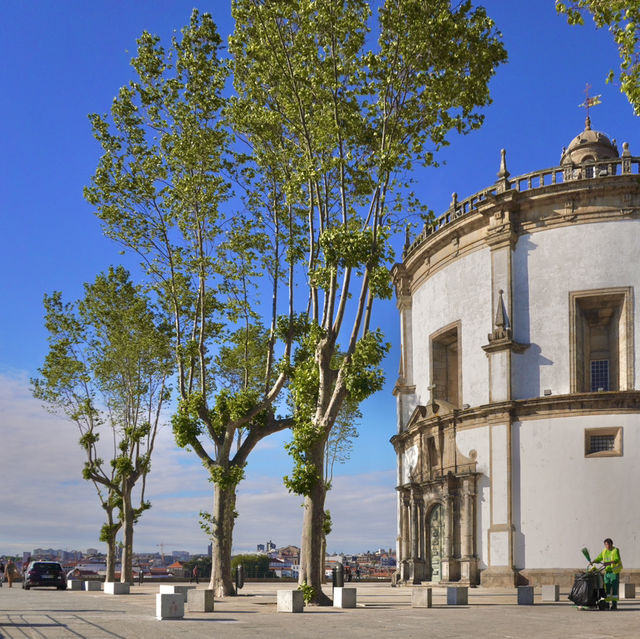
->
404;226;411;252
622;141;631;156
496;149;511;193
487;289;511;343
585;115;591;131
451;192;458;210
494;289;506;329
497;149;510;179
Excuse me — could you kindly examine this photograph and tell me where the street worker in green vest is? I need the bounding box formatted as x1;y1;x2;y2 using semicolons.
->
590;538;623;610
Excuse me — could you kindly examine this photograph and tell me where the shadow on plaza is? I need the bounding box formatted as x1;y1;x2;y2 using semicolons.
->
0;613;129;639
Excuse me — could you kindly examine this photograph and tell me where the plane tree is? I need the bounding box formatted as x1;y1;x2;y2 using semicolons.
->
83;11;302;596
32;266;172;582
229;0;507;603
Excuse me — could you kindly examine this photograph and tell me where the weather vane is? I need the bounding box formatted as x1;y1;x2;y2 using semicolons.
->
579;83;602;127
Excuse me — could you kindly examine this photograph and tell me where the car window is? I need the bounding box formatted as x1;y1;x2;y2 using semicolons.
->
32;562;62;571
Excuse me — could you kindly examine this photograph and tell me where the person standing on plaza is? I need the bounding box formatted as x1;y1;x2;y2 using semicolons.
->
590;538;623;610
4;560;17;588
0;560;4;587
191;565;199;584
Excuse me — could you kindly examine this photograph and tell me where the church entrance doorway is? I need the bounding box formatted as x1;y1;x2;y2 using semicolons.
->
428;503;444;582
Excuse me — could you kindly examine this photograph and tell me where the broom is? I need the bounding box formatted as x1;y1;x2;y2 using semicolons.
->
581;547;591;563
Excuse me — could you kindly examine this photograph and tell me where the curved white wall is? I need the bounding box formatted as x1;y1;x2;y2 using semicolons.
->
515;413;640;569
512;220;640;399
456;426;491;568
412;249;492;408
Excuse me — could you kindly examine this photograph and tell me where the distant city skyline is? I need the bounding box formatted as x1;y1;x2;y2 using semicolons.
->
1;1;638;557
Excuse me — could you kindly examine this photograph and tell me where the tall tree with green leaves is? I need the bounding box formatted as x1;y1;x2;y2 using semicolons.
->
556;1;640;115
84;11;300;596
319;402;360;571
229;0;506;603
32;266;172;583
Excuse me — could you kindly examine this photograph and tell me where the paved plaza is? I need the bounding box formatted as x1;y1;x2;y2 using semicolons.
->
1;581;639;638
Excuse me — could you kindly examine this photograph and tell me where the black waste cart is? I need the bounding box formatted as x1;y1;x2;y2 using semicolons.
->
568;568;607;609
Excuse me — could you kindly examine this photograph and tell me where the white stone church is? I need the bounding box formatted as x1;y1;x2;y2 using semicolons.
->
392;118;640;587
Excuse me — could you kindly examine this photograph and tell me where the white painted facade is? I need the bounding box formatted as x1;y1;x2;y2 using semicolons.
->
392;124;640;586
515;413;640;569
512;220;640;399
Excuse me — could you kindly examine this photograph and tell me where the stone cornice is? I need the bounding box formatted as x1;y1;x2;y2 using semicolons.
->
391;391;640;446
396;470;481;492
392;382;415;397
482;335;529;354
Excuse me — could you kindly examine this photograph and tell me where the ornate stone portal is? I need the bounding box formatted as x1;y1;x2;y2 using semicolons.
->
395;400;479;585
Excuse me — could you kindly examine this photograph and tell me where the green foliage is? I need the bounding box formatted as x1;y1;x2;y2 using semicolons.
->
230;0;506;496
556;1;640;115
322;510;332;537
215;324;271;391
231;553;272;578
324;402;361;485
297;581;315;604
99;522;121;543
32;266;172;561
343;330;390;402
284;328;387;496
172;393;206;447
209;464;246;490
199;510;215;538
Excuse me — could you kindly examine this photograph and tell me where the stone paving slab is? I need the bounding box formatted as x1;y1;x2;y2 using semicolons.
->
0;582;639;638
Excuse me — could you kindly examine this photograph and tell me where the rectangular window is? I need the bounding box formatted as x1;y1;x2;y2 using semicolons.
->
430;322;461;408
585;427;623;458
569;288;634;393
590;359;609;392
589;435;615;453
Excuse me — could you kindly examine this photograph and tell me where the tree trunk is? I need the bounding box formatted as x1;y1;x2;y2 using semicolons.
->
298;440;332;605
210;482;237;597
120;484;134;584
104;508;118;582
320;534;326;584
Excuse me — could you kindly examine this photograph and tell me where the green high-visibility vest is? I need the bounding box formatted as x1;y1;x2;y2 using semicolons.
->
594;547;623;574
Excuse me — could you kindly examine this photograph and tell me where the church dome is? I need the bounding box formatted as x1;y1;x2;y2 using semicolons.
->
560;116;619;165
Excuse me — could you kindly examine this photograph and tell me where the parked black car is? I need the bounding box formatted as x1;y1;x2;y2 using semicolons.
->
22;561;66;590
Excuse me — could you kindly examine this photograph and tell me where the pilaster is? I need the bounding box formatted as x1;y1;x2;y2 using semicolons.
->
440;487;461;582
392;262;416;433
481;420;517;587
460;476;478;583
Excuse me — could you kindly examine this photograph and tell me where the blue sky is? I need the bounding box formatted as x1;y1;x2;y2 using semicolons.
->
1;1;637;557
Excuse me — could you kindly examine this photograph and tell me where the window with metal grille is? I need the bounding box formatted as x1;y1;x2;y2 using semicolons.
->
589;435;615;453
590;359;609;391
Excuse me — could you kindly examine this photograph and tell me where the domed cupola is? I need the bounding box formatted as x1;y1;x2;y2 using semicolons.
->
560;116;619;166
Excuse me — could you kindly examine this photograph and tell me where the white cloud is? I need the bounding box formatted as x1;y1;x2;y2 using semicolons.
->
0;373;396;557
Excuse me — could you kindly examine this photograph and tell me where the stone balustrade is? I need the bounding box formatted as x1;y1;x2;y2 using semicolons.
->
404;154;640;260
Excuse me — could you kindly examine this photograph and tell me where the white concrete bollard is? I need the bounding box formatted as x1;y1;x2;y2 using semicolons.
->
619;583;636;599
84;581;102;591
541;585;559;602
187;588;214;612
446;586;468;605
104;582;130;595
159;584;195;602
156;593;184;620
277;590;304;613
517;586;534;605
333;587;357;608
411;587;433;608
67;580;83;590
